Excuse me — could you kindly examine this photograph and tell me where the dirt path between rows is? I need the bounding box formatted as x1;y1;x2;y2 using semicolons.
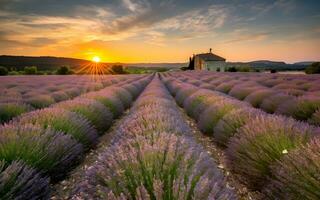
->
177;107;263;200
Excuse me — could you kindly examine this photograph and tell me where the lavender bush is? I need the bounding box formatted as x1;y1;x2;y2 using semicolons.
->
54;98;113;133
227;115;312;189
197;102;238;135
82;91;125;118
0;102;33;124
213;108;265;147
0;123;83;179
0;160;50;200
25;94;55;108
244;89;276;108
260;93;292;113
310;109;320;125
14;108;99;149
263;138;320;199
228;85;258;100
111;87;133;109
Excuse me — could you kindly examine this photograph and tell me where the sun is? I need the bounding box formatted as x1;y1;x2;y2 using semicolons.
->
92;56;101;63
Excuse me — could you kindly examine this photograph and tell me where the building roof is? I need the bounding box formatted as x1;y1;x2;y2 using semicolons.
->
196;53;226;61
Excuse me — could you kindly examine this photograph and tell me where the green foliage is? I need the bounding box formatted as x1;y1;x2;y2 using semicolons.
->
226;67;237;72
8;71;21;75
226;66;251;72
0;103;33;123
305;62;320;74
0;66;8;76
24;66;37;75
56;66;73;75
111;65;126;74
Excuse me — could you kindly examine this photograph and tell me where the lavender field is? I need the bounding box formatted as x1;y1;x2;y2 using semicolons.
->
0;72;319;200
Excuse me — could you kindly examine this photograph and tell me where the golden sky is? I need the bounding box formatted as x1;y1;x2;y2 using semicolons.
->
0;0;319;63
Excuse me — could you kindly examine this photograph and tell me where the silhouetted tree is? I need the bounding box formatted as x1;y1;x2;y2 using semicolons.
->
227;67;237;72
270;69;277;73
0;66;8;76
305;62;320;74
56;66;73;75
24;66;37;75
111;65;126;74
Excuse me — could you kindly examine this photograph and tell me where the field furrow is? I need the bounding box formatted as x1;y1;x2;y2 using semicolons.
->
161;73;320;199
67;75;236;199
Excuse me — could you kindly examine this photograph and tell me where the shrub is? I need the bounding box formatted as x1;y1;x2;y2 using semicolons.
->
0;124;83;178
51;91;69;102
56;66;72;75
82;92;125;118
175;87;198;106
213;108;264;147
198;83;214;90
226;66;237;72
215;81;240;94
183;90;213;118
309;109;320;125
65;88;82;98
0;160;50;199
8;71;20;75
54;98;113;133
227;115;312;189
264;138;320;199
277;96;320;121
0;66;8;76
111;87;133;109
14;108;98;149
197;102;237;135
25;94;55;108
244;89;276;108
283;88;305;96
305;62;320;74
111;65;126;74
0;102;33;123
260;93;292;113
122;84;140;98
228;86;257;100
24;66;37;75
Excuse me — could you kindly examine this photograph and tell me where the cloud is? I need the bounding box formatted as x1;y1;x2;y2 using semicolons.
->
223;29;271;44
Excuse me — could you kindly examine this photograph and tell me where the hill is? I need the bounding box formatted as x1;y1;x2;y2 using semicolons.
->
0;55;185;71
227;60;310;71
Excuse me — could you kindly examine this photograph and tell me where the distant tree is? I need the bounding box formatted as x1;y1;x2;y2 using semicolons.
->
238;66;251;72
188;56;195;70
8;71;20;75
0;66;8;76
24;66;37;75
305;62;320;74
270;69;277;73
227;66;237;72
56;66;72;75
111;65;126;74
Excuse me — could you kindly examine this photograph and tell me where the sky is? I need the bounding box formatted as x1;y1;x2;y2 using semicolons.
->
0;0;319;63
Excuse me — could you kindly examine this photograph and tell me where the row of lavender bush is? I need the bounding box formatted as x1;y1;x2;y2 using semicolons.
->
161;75;320;200
0;75;145;123
0;75;152;199
71;75;236;200
167;71;320;126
